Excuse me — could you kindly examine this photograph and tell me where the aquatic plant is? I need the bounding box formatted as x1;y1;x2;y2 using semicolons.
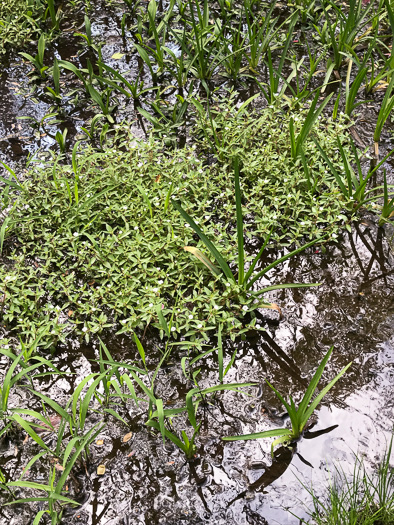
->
244;0;284;74
54;127;68;153
0;105;359;347
3;424;103;524
296;436;394;524
173;157;320;311
20;34;47;79
315;137;394;211
289;90;333;160
46;57;61;101
257;13;299;105
321;0;378;72
222;346;351;455
378;170;394;226
0;0;44;54
374;75;394;155
74;15;93;47
344;60;369;117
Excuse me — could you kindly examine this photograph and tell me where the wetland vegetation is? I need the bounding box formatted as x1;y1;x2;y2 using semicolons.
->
0;0;393;523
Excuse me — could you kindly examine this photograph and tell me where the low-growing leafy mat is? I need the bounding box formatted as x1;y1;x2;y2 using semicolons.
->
1;107;355;348
0;222;393;525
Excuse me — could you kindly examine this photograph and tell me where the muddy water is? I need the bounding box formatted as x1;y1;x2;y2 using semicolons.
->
0;218;393;525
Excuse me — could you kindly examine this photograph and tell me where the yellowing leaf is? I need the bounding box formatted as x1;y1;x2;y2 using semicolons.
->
260;302;282;318
123;432;132;443
97;464;106;475
111;52;125;60
184;247;220;276
96;439;104;446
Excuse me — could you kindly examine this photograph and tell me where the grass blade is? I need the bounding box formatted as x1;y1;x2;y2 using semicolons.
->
184;247;221;276
173;200;235;282
234;157;244;285
222;428;291;441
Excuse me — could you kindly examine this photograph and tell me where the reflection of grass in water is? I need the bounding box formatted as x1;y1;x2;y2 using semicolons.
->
297;437;394;524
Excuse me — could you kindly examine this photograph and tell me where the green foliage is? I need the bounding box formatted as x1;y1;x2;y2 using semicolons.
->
222;347;351;455
298;436;394;524
173;158;320;309
315;138;394;210
0;0;45;55
0;106;357;348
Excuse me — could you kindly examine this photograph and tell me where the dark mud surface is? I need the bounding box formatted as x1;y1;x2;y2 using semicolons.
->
1;218;393;525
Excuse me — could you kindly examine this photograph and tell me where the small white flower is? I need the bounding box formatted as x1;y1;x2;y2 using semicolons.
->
225;282;231;287
197;324;202;329
134;226;138;230
138;162;143;168
119;231;123;234
153;287;158;292
332;233;338;238
242;305;248;311
185;223;190;228
158;280;163;284
82;327;88;332
256;323;261;329
188;314;193;320
123;206;128;210
73;232;78;237
214;305;219;310
149;303;154;307
171;326;176;332
60;183;64;187
205;215;210;220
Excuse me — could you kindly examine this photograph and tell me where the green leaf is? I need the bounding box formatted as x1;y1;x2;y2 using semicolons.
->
133;333;146;368
173;200;235;282
222;428;291;441
10;414;54;455
234;157;245;285
183;247;221;276
301;361;352;430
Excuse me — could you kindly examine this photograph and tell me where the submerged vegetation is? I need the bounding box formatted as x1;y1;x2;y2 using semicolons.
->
0;0;394;522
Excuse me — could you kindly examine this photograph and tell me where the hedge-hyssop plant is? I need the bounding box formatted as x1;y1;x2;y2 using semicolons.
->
0;105;356;349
